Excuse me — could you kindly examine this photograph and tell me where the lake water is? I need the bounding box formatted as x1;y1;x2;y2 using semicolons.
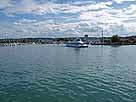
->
0;44;136;102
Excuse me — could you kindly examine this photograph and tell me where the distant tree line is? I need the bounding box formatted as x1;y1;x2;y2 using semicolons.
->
110;35;136;45
0;35;136;45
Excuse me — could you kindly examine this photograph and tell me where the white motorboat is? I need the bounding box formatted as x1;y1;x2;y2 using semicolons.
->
66;38;88;48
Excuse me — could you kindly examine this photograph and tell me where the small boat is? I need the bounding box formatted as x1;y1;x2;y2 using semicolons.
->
66;38;88;48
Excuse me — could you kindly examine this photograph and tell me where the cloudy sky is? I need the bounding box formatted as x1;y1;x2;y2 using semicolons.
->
0;0;136;38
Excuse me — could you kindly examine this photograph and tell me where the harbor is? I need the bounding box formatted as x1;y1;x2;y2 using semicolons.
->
0;0;136;101
1;35;136;47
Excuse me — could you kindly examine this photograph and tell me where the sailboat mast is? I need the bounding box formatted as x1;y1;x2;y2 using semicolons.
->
102;29;104;44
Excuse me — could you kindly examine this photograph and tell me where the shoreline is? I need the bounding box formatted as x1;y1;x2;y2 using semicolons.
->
1;35;136;46
1;43;136;48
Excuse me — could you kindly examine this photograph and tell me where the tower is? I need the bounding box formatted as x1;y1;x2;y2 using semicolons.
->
101;30;104;44
84;35;89;44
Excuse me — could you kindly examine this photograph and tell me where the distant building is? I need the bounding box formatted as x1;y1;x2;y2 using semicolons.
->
84;35;89;44
38;38;54;44
84;35;88;38
90;39;101;45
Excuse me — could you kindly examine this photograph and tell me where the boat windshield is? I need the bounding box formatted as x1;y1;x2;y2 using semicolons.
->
76;39;80;41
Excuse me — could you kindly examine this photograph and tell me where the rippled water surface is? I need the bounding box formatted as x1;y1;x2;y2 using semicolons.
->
0;44;136;102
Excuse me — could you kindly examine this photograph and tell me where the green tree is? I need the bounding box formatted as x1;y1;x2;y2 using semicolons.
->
111;35;120;43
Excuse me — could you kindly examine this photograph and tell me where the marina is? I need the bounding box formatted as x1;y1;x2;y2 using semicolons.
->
0;0;136;101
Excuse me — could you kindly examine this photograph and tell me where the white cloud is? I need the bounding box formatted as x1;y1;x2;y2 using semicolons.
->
1;0;60;16
0;1;113;16
0;0;136;37
14;18;37;25
1;18;103;38
113;0;135;4
87;1;112;10
59;1;112;14
79;2;136;36
125;4;136;16
79;9;121;25
19;1;59;15
0;0;12;9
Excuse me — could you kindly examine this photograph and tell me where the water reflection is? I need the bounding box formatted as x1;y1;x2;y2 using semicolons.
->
111;45;121;47
74;48;80;53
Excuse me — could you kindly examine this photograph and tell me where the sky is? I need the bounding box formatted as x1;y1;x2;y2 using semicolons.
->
0;0;136;38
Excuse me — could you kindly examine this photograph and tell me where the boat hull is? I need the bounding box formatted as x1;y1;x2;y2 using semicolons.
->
66;38;88;48
66;44;88;48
